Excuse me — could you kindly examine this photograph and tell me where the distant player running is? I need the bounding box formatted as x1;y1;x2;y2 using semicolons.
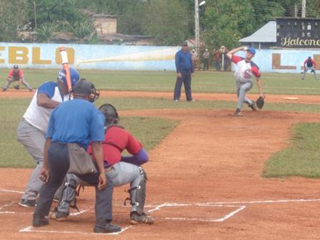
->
227;46;265;117
301;56;318;81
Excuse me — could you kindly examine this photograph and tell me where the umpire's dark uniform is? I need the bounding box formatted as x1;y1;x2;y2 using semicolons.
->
174;42;194;101
32;79;121;233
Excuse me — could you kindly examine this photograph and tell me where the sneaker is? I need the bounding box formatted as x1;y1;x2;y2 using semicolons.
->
33;217;49;227
234;108;243;117
130;212;154;225
94;223;121;233
249;102;257;111
173;99;179;102
50;211;69;222
19;199;36;208
187;99;195;102
29;89;33;92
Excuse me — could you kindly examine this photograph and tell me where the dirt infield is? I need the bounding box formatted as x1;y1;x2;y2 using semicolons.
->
1;90;320;240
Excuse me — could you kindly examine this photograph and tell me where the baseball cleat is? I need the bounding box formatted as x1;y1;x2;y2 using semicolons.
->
50;211;69;222
234;108;243;117
249;102;257;111
19;199;37;208
130;212;154;225
33;217;49;227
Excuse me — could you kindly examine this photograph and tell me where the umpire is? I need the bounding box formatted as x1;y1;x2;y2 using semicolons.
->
32;78;121;233
173;41;194;102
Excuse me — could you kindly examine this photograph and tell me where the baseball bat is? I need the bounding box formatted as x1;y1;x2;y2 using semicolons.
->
59;47;72;91
77;48;176;66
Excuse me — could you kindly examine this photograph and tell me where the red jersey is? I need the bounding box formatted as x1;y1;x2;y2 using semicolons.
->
8;69;23;80
88;126;143;166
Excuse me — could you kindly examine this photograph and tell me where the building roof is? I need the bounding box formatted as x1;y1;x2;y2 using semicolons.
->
240;21;276;43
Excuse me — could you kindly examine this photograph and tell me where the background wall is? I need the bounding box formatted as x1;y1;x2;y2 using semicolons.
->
0;42;319;73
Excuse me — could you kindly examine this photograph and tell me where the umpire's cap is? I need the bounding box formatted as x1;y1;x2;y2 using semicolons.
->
57;68;80;87
99;104;119;125
73;78;93;95
72;78;100;102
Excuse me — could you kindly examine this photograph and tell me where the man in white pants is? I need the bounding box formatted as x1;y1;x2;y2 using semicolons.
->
227;46;265;117
51;104;154;225
17;68;80;207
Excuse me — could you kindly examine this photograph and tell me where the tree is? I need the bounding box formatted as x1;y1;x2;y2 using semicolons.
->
0;0;27;42
142;0;191;46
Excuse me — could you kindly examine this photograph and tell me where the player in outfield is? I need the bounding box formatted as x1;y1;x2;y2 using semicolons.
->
17;68;80;208
301;56;318;81
2;65;33;92
227;46;265;117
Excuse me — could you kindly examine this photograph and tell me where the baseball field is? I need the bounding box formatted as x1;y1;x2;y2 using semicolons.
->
1;69;320;239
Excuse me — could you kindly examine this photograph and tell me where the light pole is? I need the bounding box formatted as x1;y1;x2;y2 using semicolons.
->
195;1;205;62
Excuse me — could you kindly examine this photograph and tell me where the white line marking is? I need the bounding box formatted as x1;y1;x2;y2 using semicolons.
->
0;201;15;210
215;205;246;222
0;189;24;194
0;211;32;214
70;207;92;216
20;226;132;235
202;198;320;205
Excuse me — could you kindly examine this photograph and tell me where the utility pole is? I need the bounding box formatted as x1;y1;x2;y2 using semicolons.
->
301;0;306;18
195;0;200;59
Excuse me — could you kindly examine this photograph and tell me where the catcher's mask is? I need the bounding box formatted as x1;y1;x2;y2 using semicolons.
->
98;104;119;125
72;78;100;103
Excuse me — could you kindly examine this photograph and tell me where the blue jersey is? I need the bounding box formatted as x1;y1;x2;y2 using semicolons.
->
175;49;194;74
46;99;105;149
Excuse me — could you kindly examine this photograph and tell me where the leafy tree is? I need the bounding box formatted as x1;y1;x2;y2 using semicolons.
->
35;22;59;43
202;0;255;49
0;0;27;42
142;0;191;45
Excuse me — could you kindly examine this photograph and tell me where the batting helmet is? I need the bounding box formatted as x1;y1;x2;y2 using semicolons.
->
57;68;80;87
98;104;119;125
72;78;100;102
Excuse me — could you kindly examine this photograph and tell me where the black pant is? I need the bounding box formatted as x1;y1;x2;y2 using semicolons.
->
173;73;192;101
203;58;209;70
34;142;112;226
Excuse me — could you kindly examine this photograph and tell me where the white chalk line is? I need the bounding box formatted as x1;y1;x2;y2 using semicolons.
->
202;198;320;205
0;189;24;194
0;201;15;210
19;225;132;235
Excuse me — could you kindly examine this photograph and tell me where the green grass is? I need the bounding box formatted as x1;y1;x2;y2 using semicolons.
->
2;69;320;179
264;123;320;178
1;69;320;95
0;97;178;168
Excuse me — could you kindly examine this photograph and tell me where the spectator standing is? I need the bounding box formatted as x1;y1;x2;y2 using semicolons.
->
213;49;221;71
203;49;210;70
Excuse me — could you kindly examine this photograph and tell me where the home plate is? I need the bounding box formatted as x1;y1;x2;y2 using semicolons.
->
283;97;299;100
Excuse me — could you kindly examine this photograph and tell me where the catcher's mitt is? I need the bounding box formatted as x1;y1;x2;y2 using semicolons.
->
256;96;264;109
14;84;20;90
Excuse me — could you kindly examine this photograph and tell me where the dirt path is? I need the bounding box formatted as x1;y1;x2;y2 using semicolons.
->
1;89;320;104
1;91;320;239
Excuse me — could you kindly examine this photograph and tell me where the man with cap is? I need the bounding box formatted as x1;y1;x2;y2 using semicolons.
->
2;65;33;92
227;46;265;117
301;56;318;81
174;41;195;102
202;49;210;70
32;78;121;233
17;68;80;208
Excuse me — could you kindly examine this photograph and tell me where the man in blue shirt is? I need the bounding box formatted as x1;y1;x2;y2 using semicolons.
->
32;79;121;233
174;41;195;102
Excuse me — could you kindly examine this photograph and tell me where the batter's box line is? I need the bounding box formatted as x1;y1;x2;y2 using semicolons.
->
20;226;132;235
0;189;24;194
148;202;246;222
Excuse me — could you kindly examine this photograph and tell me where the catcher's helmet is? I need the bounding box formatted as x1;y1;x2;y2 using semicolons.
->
72;78;100;102
57;68;80;87
99;104;119;125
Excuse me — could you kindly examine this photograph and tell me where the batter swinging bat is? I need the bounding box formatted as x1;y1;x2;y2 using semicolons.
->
60;47;72;91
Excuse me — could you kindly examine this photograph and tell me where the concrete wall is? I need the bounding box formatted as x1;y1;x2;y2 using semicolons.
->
0;42;319;73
